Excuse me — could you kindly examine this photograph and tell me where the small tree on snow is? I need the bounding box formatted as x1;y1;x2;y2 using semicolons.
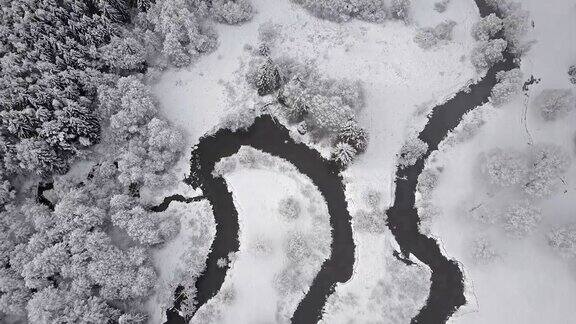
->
332;142;357;167
548;224;576;259
532;89;575;121
278;196;301;221
502;201;542;238
414;20;457;49
481;148;527;187
523;143;571;198
398;137;428;167
255;59;281;96
389;0;411;21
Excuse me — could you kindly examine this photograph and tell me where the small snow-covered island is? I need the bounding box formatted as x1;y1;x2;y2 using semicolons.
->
1;0;575;323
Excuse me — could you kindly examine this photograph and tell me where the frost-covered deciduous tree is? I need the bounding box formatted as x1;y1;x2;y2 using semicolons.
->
308;95;355;134
291;0;388;23
398;137;428;167
472;13;503;41
26;286;119;324
389;0;411;21
502;201;541;237
471;39;508;70
548;224;576;259
480;148;527;187
490;68;523;106
414;20;457;49
110;194;179;245
523;143;571;198
485;0;532;55
532;89;575;121
146;0;217;67
211;0;254;25
101;36;147;73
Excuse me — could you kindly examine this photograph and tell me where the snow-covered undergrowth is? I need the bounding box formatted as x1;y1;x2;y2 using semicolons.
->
191;147;331;323
145;201;215;323
417;0;576;322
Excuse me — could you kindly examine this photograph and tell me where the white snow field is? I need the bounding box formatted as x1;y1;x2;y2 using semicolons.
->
421;0;576;323
191;147;331;323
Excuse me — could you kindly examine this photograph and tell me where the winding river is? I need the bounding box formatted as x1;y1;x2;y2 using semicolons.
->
183;115;355;323
387;1;517;322
164;0;518;322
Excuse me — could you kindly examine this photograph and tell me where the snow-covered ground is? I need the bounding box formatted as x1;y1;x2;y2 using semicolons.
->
191;147;331;323
152;0;492;322
424;0;576;322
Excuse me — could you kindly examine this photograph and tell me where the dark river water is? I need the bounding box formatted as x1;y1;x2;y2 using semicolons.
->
164;0;518;322
176;115;354;323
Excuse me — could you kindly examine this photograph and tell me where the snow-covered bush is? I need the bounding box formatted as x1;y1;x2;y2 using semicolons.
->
417;168;440;200
398;137;428;167
568;65;576;85
434;0;450;13
471;39;508;70
284;231;313;263
291;0;388;23
414;20;457;49
548;224;576;259
278;196;302;220
389;0;411;21
502;201;542;237
523;143;571;198
354;209;386;233
490;68;523;106
480;148;527;187
211;0;254;25
532;89;575;121
472;13;503;41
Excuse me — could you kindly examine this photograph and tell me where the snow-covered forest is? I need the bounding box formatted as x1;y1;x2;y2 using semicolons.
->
1;0;575;323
